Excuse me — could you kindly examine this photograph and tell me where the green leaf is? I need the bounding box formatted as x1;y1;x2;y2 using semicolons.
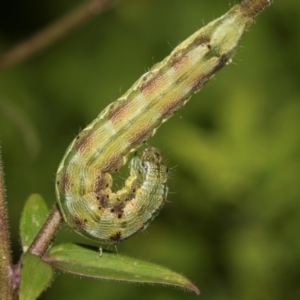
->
20;194;49;252
45;243;200;295
19;253;53;300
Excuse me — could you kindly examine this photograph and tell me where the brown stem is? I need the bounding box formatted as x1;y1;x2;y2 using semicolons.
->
27;205;62;257
240;0;273;18
0;0;121;70
0;150;15;299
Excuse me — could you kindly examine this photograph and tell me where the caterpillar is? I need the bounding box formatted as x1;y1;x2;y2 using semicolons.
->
55;4;256;243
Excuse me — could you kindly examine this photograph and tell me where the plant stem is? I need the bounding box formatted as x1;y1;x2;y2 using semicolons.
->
27;205;62;257
0;0;122;70
0;150;15;299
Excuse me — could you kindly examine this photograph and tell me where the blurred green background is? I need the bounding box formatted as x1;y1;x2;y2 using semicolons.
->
0;0;299;299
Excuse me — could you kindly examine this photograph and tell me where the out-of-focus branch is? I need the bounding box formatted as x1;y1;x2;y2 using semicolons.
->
0;0;122;70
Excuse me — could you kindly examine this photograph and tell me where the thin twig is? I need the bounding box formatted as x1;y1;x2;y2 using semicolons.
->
0;149;14;299
27;205;62;257
0;0;121;70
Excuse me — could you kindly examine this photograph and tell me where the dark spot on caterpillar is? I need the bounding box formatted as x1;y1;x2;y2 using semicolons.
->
111;202;125;218
73;216;87;232
142;72;154;82
57;172;71;193
204;44;224;61
96;194;108;208
132;188;136;193
110;231;122;243
56;181;60;185
94;173;112;196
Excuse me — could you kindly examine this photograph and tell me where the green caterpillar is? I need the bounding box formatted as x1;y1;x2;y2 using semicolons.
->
55;3;264;243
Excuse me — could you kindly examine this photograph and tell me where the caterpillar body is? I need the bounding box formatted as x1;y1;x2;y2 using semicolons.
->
56;5;254;243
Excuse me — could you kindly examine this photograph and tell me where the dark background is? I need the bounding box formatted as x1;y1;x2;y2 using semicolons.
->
0;0;299;299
